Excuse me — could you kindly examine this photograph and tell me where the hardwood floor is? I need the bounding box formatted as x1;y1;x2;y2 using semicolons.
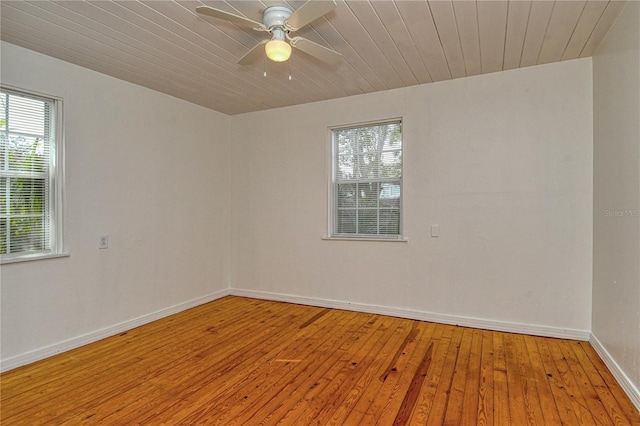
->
1;296;639;425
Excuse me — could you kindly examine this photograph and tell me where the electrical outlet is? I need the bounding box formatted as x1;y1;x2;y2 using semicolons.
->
98;235;109;249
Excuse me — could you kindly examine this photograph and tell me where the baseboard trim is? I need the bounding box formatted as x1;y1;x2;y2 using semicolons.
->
0;288;232;373
590;333;640;411
230;288;591;341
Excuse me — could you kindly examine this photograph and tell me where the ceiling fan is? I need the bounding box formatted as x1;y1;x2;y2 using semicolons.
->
196;1;342;66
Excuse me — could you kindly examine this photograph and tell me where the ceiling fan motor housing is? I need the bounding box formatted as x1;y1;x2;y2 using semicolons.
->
263;6;293;36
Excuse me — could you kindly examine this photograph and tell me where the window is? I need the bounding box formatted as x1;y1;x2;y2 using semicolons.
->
1;87;65;263
330;120;403;239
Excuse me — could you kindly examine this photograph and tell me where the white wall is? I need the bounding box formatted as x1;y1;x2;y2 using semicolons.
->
0;42;231;368
230;59;593;337
592;1;640;402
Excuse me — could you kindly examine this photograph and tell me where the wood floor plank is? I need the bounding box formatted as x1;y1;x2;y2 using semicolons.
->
536;337;582;425
227;311;376;425
573;341;640;425
403;323;450;424
391;342;433;425
95;302;334;425
503;332;545;425
364;321;436;425
1;296;638;425
510;333;549;426
349;322;444;425
460;328;482;425
324;320;427;424
60;300;309;424
424;326;466;425
558;340;615;425
547;338;598;425
522;335;563;425
442;327;474;425
476;329;493;426
180;309;370;424
492;331;511;425
283;317;406;424
92;303;298;418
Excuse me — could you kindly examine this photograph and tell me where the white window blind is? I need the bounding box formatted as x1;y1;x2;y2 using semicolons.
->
331;120;402;238
1;88;63;260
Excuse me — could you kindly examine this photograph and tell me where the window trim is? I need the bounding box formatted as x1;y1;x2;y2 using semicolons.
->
326;118;405;241
0;86;67;264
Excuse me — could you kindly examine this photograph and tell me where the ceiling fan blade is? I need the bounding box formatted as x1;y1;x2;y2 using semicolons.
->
196;6;266;30
290;37;342;65
285;0;336;30
238;40;268;65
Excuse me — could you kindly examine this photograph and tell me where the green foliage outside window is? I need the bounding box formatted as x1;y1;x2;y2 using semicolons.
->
0;91;52;256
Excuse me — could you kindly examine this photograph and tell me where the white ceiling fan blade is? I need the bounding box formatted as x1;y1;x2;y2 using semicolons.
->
290;37;342;65
196;6;266;30
285;0;336;31
238;40;268;65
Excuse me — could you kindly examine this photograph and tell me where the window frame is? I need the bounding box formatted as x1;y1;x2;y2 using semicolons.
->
1;86;67;264
327;118;406;241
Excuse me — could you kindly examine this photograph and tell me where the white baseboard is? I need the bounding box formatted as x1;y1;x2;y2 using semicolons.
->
230;288;591;341
0;288;231;373
590;333;640;412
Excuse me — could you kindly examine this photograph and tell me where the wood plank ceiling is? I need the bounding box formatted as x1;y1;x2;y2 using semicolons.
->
0;1;628;115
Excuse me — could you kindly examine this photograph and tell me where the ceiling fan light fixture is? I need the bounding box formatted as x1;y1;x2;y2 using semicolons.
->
265;39;292;62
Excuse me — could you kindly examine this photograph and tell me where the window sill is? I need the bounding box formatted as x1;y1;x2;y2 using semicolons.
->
322;236;408;242
1;252;70;265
